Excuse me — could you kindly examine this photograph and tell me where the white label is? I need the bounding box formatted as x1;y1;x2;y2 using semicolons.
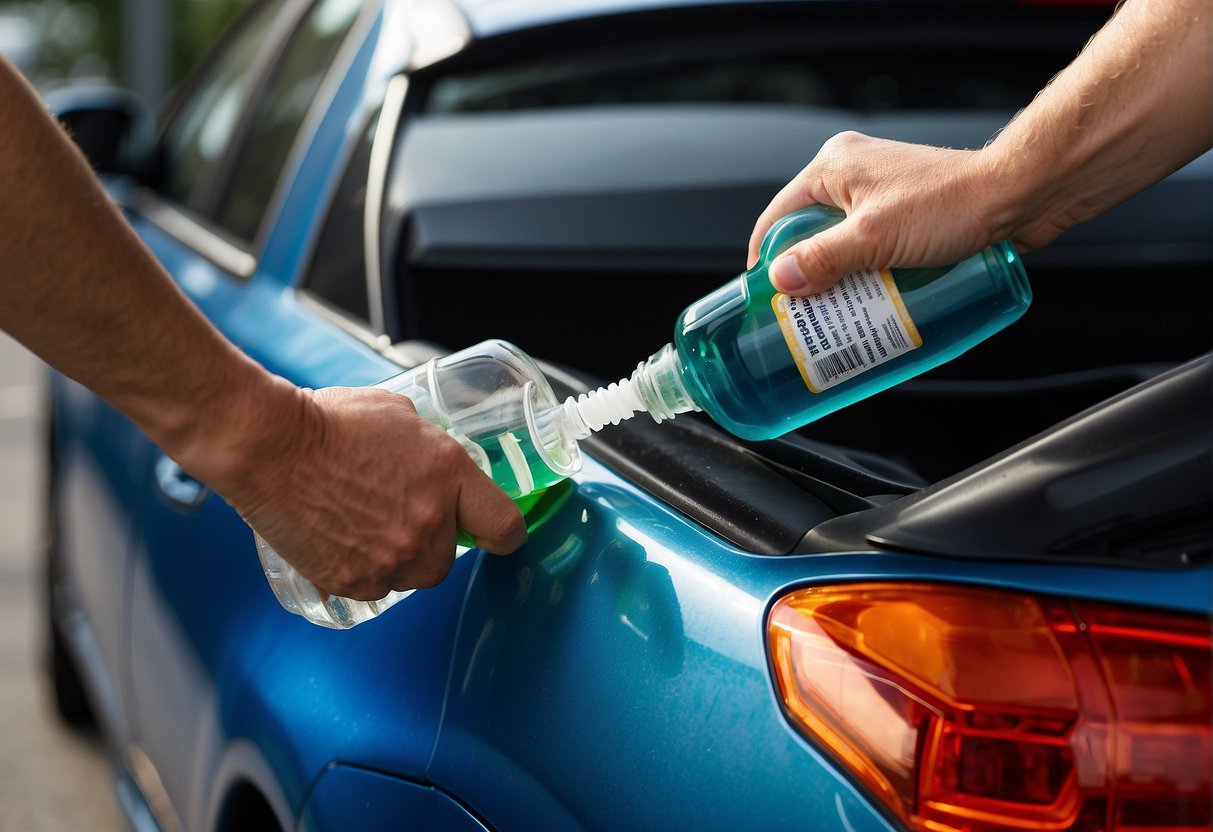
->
772;267;922;393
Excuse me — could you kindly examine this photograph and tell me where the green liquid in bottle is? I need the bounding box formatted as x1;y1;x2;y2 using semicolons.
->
472;425;569;498
453;424;575;548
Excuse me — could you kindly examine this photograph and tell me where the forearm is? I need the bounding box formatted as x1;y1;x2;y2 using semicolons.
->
985;0;1213;246
0;58;528;597
0;57;293;481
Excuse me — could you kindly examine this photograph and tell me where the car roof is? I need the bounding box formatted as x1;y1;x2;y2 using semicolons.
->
448;0;783;38
445;0;1058;37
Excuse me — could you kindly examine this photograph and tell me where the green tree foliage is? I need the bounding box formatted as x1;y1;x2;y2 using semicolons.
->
167;0;249;85
0;0;250;90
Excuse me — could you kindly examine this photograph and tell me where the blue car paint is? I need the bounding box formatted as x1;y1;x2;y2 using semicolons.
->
121;131;917;831
300;765;491;831
129;487;477;823
121;191;411;828
130;218;397;386
50;374;152;748
427;456;1212;830
427;470;899;831
80;202;1213;831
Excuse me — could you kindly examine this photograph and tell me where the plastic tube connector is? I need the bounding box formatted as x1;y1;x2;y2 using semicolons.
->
564;373;647;434
561;343;701;437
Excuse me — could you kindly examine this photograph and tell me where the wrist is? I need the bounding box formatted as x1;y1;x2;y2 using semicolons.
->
967;136;1048;245
161;357;314;507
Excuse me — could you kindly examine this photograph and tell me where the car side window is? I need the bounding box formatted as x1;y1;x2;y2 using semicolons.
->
212;0;364;242
300;111;377;322
158;0;289;218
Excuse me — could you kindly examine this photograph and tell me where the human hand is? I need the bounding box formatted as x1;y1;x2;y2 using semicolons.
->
192;381;527;601
746;132;1047;297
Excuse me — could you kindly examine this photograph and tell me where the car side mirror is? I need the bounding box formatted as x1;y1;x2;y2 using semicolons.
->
42;85;155;181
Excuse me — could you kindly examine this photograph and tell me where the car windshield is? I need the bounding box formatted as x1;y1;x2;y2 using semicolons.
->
424;44;1067;115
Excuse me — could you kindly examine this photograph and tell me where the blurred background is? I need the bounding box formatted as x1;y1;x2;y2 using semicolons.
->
0;1;246;826
0;335;125;830
0;0;247;101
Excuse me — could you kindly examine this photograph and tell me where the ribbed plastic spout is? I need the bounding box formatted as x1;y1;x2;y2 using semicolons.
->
561;343;701;437
564;376;645;434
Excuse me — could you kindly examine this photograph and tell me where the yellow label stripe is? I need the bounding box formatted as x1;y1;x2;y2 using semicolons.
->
772;294;822;393
880;269;922;348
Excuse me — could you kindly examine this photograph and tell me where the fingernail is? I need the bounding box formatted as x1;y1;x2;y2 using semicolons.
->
770;256;808;293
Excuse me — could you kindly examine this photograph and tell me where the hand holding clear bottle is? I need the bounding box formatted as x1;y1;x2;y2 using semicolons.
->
255;340;587;628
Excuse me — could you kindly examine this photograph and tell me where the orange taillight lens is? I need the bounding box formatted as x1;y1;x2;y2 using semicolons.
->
767;584;1211;832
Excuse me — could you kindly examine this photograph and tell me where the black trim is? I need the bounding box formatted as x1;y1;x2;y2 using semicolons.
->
798;354;1213;569
540;362;843;554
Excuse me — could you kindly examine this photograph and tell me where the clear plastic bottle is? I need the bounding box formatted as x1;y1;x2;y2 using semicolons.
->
564;204;1032;440
256;205;1030;628
256;339;587;628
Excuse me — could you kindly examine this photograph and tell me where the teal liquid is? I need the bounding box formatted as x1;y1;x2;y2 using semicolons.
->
672;207;1032;441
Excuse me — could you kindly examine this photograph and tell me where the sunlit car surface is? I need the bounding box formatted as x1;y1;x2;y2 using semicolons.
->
44;0;1211;829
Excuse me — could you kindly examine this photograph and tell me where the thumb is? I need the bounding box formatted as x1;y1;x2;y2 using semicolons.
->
767;220;870;296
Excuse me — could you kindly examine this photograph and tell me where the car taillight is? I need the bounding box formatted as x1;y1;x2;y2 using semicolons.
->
767;584;1210;831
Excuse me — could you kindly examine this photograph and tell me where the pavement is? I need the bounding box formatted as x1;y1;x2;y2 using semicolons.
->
0;333;124;831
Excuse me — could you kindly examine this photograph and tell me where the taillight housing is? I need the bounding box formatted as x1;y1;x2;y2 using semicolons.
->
767;583;1210;831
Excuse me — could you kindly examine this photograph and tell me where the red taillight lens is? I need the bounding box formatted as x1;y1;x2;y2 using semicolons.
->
767;584;1211;831
1079;605;1212;830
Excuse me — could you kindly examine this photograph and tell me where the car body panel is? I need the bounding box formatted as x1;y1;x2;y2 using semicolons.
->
129;498;476;827
300;765;491;832
428;455;1211;831
110;13;419;818
127;216;396;385
49;374;151;747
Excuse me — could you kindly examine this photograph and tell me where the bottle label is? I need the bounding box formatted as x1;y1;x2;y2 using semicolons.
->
772;267;922;393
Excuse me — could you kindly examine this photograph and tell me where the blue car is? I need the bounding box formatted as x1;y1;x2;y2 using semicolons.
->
44;0;1211;829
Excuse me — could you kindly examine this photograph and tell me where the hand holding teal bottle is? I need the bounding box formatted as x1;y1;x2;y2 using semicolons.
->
256;205;1030;628
567;204;1031;439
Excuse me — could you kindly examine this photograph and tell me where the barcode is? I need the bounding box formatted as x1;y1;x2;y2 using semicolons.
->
813;343;865;383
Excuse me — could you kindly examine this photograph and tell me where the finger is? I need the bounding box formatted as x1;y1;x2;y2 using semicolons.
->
390;548;456;593
322;565;394;603
747;206;781;269
748;131;881;268
766;220;870;296
746;174;841;269
454;460;527;555
748;186;815;269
